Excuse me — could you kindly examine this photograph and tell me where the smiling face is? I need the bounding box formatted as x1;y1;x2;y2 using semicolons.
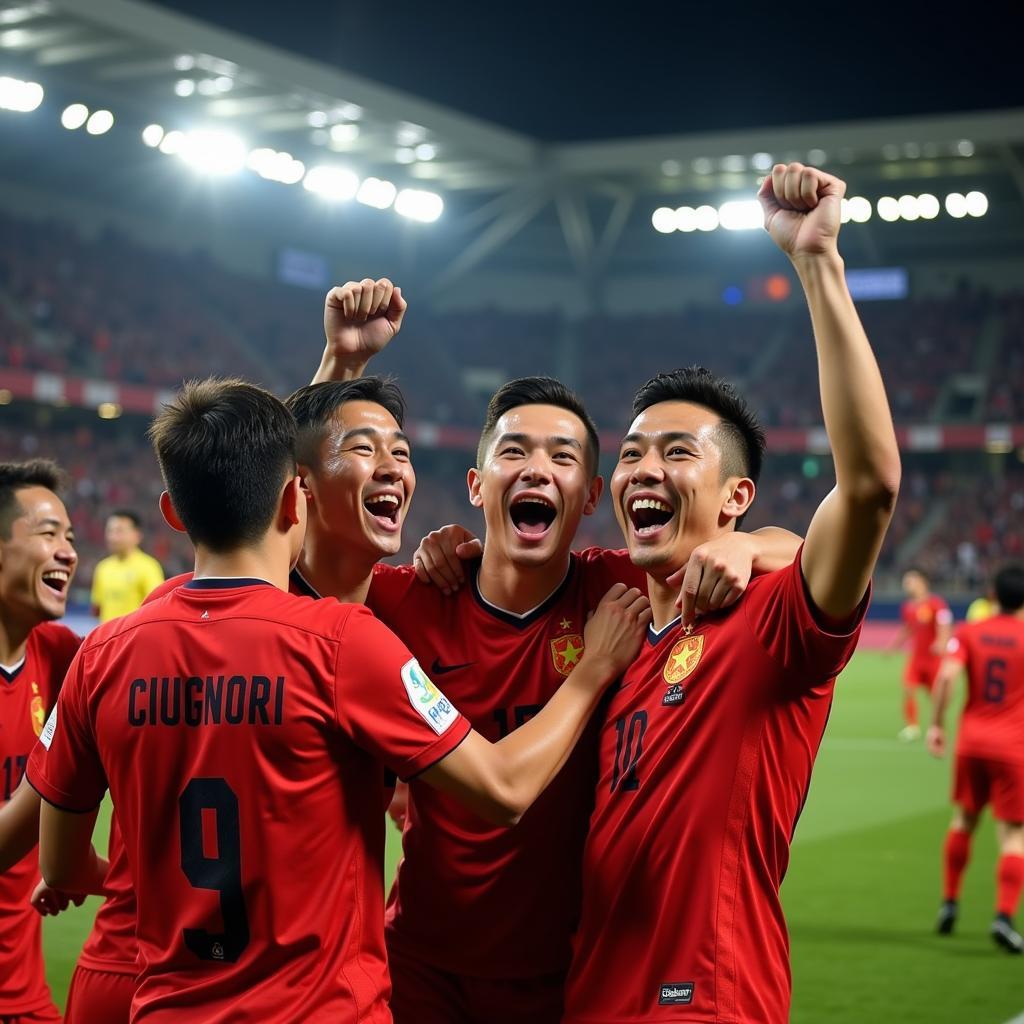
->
469;403;602;570
0;486;78;624
611;401;754;578
301;400;416;564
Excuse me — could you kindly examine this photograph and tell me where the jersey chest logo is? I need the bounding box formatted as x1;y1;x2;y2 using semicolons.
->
29;681;45;737
917;605;933;623
664;634;704;685
551;632;585;676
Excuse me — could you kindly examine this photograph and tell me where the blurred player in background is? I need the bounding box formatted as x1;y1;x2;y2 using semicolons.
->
90;510;164;622
894;568;952;741
562;163;901;1024
966;583;997;623
0;460;80;1023
929;563;1024;954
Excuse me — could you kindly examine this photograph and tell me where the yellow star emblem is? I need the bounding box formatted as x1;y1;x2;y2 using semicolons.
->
551;633;586;676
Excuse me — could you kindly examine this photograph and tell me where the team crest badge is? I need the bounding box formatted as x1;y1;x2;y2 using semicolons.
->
663;634;704;685
30;693;45;737
551;634;585;676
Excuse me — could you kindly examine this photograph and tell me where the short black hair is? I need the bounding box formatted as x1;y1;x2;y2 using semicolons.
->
286;377;407;468
631;366;765;485
995;564;1024;613
0;460;66;539
477;376;600;476
148;378;297;553
108;509;142;530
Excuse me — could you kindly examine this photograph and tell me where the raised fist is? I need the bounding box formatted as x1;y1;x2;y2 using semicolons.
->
757;163;845;260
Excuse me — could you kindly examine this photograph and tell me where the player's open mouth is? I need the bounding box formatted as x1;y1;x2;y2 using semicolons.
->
628;495;675;538
41;568;70;596
509;494;557;540
363;491;403;533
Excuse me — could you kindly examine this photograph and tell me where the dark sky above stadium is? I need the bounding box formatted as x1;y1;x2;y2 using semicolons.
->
153;0;1022;141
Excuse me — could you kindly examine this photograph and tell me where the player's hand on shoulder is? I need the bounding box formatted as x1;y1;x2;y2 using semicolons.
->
925;725;946;758
668;534;752;628
323;278;408;366
30;879;86;917
387;781;409;831
757;162;845;260
413;524;483;594
582;584;652;680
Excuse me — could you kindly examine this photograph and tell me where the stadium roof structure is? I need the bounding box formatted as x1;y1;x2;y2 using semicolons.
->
2;0;1024;301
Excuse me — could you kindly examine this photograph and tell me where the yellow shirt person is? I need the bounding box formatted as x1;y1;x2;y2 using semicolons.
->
90;510;165;622
965;595;996;623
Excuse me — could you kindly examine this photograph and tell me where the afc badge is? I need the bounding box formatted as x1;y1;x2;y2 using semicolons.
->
551;634;585;676
663;634;704;685
30;693;45;737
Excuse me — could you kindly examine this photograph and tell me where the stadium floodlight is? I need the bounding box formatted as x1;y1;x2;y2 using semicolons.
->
718;199;762;231
965;191;988;217
174;78;195;97
944;192;968;218
173;54;195;71
159;129;184;155
694;204;719;232
303;164;359;201
178;129;246;175
845;196;872;223
661;159;681;177
214;76;233;93
956;139;975;157
651;207;677;234
395;147;416;164
60;102;88;130
85;109;113;135
414;143;436;161
307;110;327;128
721;155;746;173
751;152;774;171
692;157;713;175
356;176;397;209
0;2;49;25
329;122;359;146
396;122;425;147
897;195;919;221
248;147;305;185
97;402;122;420
394;188;443;223
675;206;698;233
917;193;940;220
335;102;363;121
0;75;42;112
807;148;827;165
876;196;900;222
141;123;164;148
197;78;220;96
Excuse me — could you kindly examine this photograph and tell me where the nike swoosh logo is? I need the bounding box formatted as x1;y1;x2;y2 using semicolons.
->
431;658;475;676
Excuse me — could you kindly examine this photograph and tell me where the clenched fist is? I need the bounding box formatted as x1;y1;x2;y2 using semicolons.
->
758;163;845;260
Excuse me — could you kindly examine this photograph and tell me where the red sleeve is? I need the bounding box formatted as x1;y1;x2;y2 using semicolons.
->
946;624;970;665
742;547;867;687
143;572;192;605
332;606;471;780
38;624;84;710
576;547;649;606
27;646;107;812
367;562;422;625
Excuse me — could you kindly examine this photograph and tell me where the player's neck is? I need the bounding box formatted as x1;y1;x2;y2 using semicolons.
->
0;609;33;665
113;548;137;562
192;544;292;593
476;549;571;616
295;548;373;605
646;575;681;632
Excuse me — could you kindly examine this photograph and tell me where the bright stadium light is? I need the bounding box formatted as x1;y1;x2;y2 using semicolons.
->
395;188;443;223
196;78;219;96
945;192;968;218
174;78;195;97
174;54;195;71
303;164;359;201
676;206;698;233
85;109;113;135
692;157;713;175
956;139;975;157
414;142;436;161
357;177;397;209
141;123;164;147
694;204;719;232
0;75;42;112
846;197;872;223
307;110;327;127
721;154;745;173
965;190;988;217
651;207;677;233
335;102;363;121
395;147;416;164
897;194;919;221
247;147;305;185
178;129;246;174
876;196;900;222
718;199;762;231
60;102;88;130
751;152;774;171
329;122;359;146
159;129;184;155
917;193;940;219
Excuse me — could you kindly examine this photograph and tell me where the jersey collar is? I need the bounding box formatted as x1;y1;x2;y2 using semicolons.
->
183;577;275;590
289;567;322;599
647;615;682;647
470;556;576;630
0;656;26;683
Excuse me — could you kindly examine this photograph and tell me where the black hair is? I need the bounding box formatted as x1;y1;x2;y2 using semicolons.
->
108;509;142;530
995;564;1024;613
0;460;65;539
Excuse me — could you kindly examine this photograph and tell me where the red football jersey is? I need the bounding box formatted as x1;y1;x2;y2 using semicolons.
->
563;556;865;1024
28;579;469;1024
902;594;952;668
0;621;80;1014
947;614;1024;764
368;548;646;979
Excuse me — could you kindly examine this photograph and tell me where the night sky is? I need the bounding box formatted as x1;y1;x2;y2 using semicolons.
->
152;1;1023;141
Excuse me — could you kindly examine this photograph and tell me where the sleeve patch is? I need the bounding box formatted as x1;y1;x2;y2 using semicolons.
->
40;704;57;750
401;659;459;736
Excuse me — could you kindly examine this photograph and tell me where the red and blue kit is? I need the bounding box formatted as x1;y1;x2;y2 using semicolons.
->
0;621;79;1019
902;595;952;687
947;615;1024;820
28;579;468;1024
564;556;866;1024
368;549;645;990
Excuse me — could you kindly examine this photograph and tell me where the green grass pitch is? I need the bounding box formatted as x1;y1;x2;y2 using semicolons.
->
41;651;1023;1021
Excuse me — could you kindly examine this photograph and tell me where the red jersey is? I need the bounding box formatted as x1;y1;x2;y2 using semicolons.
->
563;555;866;1024
368;548;646;979
947;614;1024;765
28;578;469;1024
0;621;80;1015
902;594;952;669
77;813;136;974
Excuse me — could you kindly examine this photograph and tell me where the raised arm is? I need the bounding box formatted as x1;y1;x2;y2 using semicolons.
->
759;164;901;619
311;278;407;383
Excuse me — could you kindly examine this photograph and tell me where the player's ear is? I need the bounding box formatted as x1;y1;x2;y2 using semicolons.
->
296;465;315;507
280;476;304;528
720;477;755;525
467;467;483;509
158;492;187;534
583;475;604;517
